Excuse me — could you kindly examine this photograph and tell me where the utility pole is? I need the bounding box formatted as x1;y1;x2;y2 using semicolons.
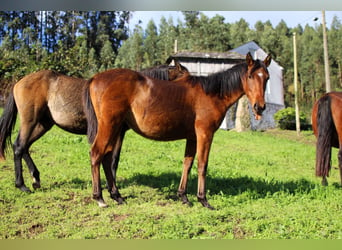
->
322;10;331;92
174;39;178;53
293;32;300;136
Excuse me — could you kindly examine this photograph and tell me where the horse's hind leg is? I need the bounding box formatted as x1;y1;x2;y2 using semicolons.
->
103;126;127;204
90;119;123;207
102;151;123;204
14;119;51;192
23;122;53;189
178;139;196;206
13;130;34;192
22;150;40;189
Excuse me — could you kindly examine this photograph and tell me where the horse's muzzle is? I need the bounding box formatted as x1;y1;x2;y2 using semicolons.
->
253;103;266;120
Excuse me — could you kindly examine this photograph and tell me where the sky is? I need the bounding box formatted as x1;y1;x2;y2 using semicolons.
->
128;11;342;31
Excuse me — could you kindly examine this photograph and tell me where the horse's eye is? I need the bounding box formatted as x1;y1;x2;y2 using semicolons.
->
248;75;252;79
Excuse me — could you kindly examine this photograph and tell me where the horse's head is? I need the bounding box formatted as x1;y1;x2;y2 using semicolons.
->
242;52;271;120
168;61;189;81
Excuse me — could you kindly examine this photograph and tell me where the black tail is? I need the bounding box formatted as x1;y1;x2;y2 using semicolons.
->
83;79;98;144
315;95;334;177
0;91;18;160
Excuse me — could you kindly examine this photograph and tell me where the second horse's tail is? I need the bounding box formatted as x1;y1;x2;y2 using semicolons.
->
0;91;18;160
315;94;335;178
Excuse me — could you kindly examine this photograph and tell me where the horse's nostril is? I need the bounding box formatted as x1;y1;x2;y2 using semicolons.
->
253;103;258;111
254;103;266;114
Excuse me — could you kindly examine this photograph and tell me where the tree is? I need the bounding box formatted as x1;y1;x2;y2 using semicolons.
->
143;20;159;67
115;25;144;70
157;16;177;63
182;11;200;29
229;18;251;48
196;13;230;51
299;25;325;105
329;16;342;89
87;47;99;77
99;39;116;72
258;21;278;59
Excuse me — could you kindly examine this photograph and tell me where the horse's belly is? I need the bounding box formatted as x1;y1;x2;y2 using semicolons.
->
51;110;87;134
127;111;189;141
48;100;87;134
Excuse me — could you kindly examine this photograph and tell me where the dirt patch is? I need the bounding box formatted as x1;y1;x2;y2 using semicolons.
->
264;129;316;146
15;223;45;238
233;219;247;239
28;223;44;235
111;213;130;222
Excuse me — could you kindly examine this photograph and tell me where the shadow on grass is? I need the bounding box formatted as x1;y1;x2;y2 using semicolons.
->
37;171;319;202
121;172;317;199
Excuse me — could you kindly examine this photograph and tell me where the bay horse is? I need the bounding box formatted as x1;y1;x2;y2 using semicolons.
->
0;62;188;193
84;53;272;208
312;92;342;186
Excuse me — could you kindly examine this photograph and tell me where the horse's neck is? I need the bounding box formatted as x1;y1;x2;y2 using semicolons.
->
222;89;246;112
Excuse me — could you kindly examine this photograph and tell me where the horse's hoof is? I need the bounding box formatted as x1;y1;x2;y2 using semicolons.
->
114;196;125;205
178;193;192;206
32;182;41;189
117;197;125;205
98;202;109;208
97;200;109;208
93;196;108;208
198;198;215;210
180;198;193;207
322;178;328;186
110;193;125;204
205;204;215;210
17;185;32;193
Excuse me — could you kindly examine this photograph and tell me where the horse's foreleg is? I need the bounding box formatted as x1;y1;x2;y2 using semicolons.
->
178;139;196;206
196;131;214;210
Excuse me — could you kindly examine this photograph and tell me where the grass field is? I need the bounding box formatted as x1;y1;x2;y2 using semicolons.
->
0;124;341;239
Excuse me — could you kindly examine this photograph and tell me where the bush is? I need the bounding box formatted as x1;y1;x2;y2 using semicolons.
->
274;107;308;130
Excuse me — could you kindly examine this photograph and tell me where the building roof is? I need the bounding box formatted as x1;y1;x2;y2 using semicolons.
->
230;41;283;69
166;51;245;64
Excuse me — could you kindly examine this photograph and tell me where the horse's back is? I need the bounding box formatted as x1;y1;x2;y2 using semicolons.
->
90;68;145;91
89;68;146;109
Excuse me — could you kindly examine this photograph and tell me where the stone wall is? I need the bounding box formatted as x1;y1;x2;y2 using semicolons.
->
221;98;284;131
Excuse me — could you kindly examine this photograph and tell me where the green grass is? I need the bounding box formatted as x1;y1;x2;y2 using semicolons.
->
0;125;341;239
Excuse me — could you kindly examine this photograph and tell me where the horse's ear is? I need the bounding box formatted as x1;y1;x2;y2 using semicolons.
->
264;54;272;67
174;60;182;71
246;52;254;66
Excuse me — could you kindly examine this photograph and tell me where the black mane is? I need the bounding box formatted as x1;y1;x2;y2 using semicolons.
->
187;59;268;98
140;65;170;80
